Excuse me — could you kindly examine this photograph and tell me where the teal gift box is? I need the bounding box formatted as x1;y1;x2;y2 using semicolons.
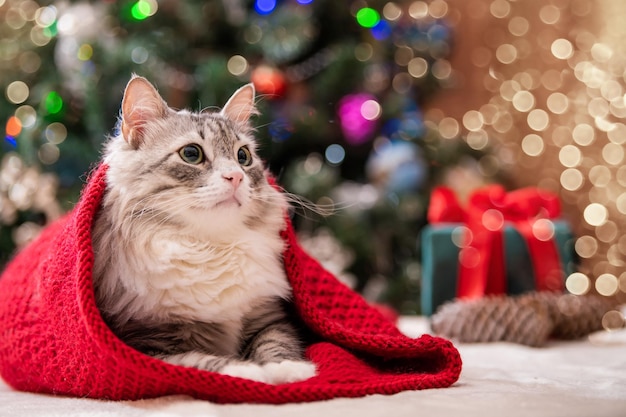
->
420;220;577;316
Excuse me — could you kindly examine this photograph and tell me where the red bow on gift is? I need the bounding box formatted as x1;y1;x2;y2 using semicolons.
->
428;185;564;299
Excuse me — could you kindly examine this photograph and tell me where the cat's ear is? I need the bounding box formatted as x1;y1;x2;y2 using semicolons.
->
220;83;258;125
121;76;168;149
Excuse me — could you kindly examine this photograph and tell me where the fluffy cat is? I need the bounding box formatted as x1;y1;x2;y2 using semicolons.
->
91;75;316;384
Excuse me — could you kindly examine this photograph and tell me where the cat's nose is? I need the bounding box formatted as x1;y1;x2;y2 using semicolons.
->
223;170;243;188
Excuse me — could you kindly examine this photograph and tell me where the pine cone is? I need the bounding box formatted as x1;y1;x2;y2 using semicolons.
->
430;295;553;347
430;292;615;346
519;292;614;339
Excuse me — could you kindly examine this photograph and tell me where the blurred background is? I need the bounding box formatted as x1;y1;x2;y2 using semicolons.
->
1;0;625;314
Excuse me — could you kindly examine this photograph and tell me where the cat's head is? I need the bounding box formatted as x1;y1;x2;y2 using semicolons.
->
103;75;286;239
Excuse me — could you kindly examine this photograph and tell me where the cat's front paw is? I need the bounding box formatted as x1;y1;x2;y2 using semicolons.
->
221;362;269;383
262;360;317;384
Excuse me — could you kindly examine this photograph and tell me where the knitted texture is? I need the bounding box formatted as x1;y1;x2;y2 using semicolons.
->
0;164;461;404
431;292;614;347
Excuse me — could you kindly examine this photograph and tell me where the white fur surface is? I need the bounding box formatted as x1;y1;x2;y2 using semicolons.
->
105;222;290;323
2;318;626;416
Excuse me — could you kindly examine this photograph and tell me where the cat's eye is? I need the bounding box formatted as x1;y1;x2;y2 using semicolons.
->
237;146;253;166
179;144;204;165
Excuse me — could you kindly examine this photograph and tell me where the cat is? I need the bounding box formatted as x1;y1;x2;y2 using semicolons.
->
91;75;316;384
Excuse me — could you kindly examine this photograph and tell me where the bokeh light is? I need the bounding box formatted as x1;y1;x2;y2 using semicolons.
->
15;106;37;129
44;91;63;115
77;44;93;61
439;0;626;303
408;57;428;78
227;55;249;76
565;272;590;295
595;273;618;296
5;117;22;138
325;144;346;165
131;0;158;20
383;2;402;21
6;81;29;104
356;8;380;29
255;0;277;15
45;123;68;145
371;20;392;41
583;203;608;227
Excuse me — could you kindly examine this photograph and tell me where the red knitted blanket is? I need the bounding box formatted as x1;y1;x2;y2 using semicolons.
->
0;164;461;403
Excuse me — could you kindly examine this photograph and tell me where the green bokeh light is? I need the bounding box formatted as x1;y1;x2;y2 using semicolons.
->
356;8;380;28
131;0;151;20
43;21;58;38
44;91;63;115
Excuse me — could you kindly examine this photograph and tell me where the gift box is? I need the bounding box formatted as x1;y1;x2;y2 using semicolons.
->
420;186;577;316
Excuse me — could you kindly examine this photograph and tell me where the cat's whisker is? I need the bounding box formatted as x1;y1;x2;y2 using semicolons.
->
199;105;221;113
126;194;198;232
258;190;344;219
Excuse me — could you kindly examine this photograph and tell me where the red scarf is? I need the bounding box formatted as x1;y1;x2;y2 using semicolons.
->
0;164;461;404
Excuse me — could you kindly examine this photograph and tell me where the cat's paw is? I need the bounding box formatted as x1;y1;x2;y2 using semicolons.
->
221;362;269;383
262;360;317;384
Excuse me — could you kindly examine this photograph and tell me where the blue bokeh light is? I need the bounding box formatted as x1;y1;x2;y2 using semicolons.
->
325;144;346;165
255;0;277;15
269;117;293;142
4;136;17;148
371;20;391;40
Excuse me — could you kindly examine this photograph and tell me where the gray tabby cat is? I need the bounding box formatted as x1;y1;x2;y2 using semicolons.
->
92;75;316;384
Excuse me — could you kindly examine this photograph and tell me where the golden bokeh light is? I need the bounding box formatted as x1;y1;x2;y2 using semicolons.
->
601;310;625;331
437;0;626;301
575;235;598;259
527;109;549;131
572;123;595;146
512;90;535;112
495;44;517;64
546;92;569;114
539;4;560;24
595;273;619;296
583;203;608;227
560;168;584;191
508;16;529;37
565;272;590;295
490;0;510;18
551;38;573;60
521;134;544;156
558;145;582;167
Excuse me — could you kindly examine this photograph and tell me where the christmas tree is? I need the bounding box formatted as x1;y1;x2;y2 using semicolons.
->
1;0;488;313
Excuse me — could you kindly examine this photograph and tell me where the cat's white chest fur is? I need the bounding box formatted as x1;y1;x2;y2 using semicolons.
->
119;226;290;323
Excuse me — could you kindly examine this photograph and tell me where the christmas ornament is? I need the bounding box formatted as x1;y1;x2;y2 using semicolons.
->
337;93;379;145
251;65;287;98
366;140;427;192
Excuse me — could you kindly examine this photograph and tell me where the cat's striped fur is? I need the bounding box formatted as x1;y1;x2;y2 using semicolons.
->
91;76;315;384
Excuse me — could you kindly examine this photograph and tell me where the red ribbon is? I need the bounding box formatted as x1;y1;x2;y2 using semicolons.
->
428;185;565;299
